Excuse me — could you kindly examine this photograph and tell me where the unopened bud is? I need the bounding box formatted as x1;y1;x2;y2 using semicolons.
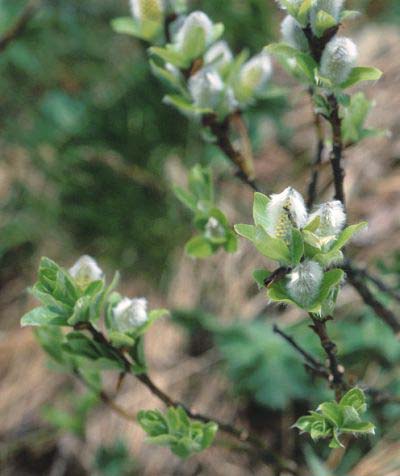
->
281;15;309;52
287;260;323;306
205;217;226;242
239;53;272;96
113;297;148;332
175;11;213;61
189;69;237;115
130;0;164;22
266;187;308;240
309;200;346;236
320;37;358;85
69;255;104;288
204;41;233;71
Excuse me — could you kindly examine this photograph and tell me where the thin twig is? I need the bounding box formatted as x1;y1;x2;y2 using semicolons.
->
327;94;345;205
273;325;328;378
73;370;137;422
273;324;400;404
342;264;400;334
308;315;345;401
0;0;40;53
348;263;400;303
78;323;297;474
203;114;260;192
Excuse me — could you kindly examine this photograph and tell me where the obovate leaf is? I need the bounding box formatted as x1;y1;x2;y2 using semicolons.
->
340;67;383;89
21;306;69;327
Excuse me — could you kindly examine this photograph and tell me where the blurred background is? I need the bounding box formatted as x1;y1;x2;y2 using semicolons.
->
0;0;399;475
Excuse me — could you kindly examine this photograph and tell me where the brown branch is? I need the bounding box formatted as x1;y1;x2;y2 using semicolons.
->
202;113;260;192
73;370;137;422
307;106;325;209
327;94;345;205
343;264;400;334
274;324;400;405
0;0;40;53
348;263;400;304
273;325;329;378
308;315;346;401
78;323;297;474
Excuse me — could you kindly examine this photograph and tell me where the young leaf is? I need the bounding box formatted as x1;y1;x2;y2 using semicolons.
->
253;192;270;231
21;306;69;327
340;67;383;89
185;236;215;258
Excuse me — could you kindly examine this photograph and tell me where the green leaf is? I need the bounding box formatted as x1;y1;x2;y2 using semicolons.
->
297;0;314;26
252;192;270;231
173;186;197;211
340;10;361;22
304;216;321;233
185;236;215;259
341;421;375;434
340;66;383;89
149;60;186;95
189;165;214;203
294;415;315;433
339;388;366;414
150;46;189;69
289;228;304;266
21;306;69;327
314;11;337;38
266;43;317;83
163;94;212;116
234;223;256;242
317;402;342;427
224;232;238;253
111;17;160;41
253;226;291;263
253;269;270;289
330;222;368;253
311;268;344;309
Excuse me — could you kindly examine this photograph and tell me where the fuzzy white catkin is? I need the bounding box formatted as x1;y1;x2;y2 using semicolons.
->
130;0;164;22
239;53;272;94
266;187;308;239
309;200;346;236
69;255;103;287
189;69;224;109
320;37;358;84
281;15;309;52
175;11;213;57
113;297;148;332
287;260;324;307
204;41;233;71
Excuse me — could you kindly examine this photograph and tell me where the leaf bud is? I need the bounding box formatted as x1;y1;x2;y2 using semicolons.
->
320;37;358;85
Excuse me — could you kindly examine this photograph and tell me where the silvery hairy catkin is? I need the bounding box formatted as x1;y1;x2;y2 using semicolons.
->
175;11;213;60
287;260;324;307
239;53;272;95
266;187;308;240
113;297;148;331
320;37;357;84
204;41;233;71
130;0;164;22
281;15;309;52
189;69;237;114
69;255;104;288
309;200;346;236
